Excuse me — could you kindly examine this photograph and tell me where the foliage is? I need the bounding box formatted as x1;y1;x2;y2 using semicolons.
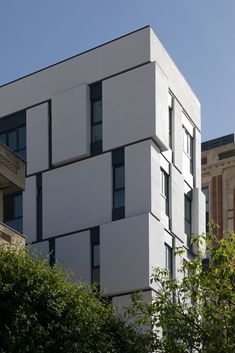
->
0;247;151;353
130;230;235;353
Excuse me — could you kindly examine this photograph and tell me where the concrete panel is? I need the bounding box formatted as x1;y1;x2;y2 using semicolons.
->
150;28;201;130
125;141;151;218
100;214;150;295
23;176;37;243
55;231;90;282
155;64;169;149
52;84;90;165
151;143;161;220
29;241;49;262
0;27;151;118
170;165;184;240
26;103;49;175
192;188;205;237
149;214;165;291
43;153;112;237
103;63;156;151
194;128;201;188
173;100;183;172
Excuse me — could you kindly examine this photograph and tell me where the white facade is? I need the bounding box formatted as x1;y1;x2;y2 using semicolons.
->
0;26;204;302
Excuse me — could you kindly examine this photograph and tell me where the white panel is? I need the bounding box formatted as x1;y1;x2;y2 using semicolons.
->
26;103;49;175
151;143;161;220
100;214;150;295
149;214;165;291
23;176;37;243
173;99;183;172
29;241;49;262
164;230;173;247
194;128;201;188
43;153;112;237
103;63;156;151
125;141;151;218
170;165;184;240
56;231;90;282
155;64;169;149
192;188;205;237
52;84;90;166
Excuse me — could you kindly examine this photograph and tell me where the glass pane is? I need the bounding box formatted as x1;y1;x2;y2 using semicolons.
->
114;166;124;189
114;190;125;208
18;126;26;149
92;100;102;123
14;194;23;218
17;149;26;161
0;133;7;145
91;124;102;142
8;130;17;150
4;197;14;220
93;244;100;267
92;267;100;284
5;218;23;233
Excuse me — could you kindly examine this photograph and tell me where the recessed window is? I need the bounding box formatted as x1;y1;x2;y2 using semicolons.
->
168;93;173;149
91;227;100;286
165;244;173;277
161;168;169;216
183;127;193;174
202;186;209;233
3;193;23;233
0;125;26;160
201;157;207;165
218;150;235;160
112;149;125;221
90;82;102;156
184;193;192;248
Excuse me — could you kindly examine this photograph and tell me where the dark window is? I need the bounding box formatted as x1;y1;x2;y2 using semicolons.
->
36;174;43;241
91;227;100;286
90;82;102;156
202;186;209;233
218;150;235;160
201;157;207;165
165;244;173;277
161;169;169;216
183;127;193;173
4;193;23;233
184;193;192;248
0;125;26;160
112;149;125;221
168;94;173;149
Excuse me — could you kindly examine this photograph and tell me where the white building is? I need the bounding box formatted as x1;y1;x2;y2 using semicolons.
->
0;26;204;305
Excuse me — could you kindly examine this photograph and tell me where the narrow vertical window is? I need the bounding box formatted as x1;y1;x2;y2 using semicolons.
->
36;174;43;241
90;82;102;156
184;192;192;248
183;127;193;174
165;244;173;277
112;148;125;221
161;168;169;216
3;193;23;233
91;227;100;286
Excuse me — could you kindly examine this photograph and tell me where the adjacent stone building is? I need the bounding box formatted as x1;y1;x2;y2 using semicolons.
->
202;133;235;238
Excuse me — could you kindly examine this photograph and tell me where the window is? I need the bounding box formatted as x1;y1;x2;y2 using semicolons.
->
90;82;102;156
202;186;209;233
183;127;193;173
184;193;192;248
0;125;26;160
3;193;23;233
112;149;125;221
91;227;100;285
165;244;173;277
161;168;169;216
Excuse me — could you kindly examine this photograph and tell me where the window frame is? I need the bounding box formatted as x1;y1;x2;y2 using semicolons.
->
184;193;192;249
161;168;169;217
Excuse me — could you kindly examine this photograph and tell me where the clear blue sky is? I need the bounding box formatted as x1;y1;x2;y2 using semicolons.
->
0;0;234;141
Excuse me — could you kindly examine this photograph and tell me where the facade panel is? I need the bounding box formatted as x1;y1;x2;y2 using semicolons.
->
23;176;37;243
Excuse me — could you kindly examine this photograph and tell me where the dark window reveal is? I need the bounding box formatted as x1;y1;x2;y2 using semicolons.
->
4;193;23;233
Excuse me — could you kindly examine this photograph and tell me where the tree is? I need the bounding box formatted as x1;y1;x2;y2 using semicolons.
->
132;230;235;353
0;247;151;353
